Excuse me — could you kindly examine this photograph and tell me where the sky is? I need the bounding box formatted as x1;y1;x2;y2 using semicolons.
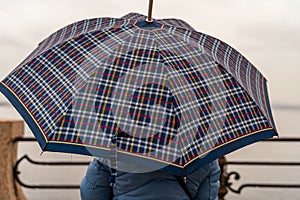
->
0;0;300;130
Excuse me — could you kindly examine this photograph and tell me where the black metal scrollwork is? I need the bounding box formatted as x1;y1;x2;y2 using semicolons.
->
13;137;89;189
225;137;300;195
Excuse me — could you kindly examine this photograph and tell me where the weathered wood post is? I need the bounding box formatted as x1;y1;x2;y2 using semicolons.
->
0;119;27;200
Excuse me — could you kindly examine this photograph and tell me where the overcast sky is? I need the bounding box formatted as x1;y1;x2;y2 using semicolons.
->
0;0;300;133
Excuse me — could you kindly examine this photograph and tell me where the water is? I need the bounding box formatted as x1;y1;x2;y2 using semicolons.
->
1;95;300;200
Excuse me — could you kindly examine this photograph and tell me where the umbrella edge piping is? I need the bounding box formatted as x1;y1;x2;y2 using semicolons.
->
0;82;48;149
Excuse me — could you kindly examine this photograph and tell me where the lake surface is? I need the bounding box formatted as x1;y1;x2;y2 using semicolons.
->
0;96;300;200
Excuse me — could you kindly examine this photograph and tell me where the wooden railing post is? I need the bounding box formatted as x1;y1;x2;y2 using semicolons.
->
0;119;26;200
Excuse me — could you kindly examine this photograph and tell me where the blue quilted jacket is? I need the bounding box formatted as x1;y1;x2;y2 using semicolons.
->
80;158;220;200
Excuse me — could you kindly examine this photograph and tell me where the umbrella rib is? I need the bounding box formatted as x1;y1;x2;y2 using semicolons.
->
165;28;273;124
47;25;140;141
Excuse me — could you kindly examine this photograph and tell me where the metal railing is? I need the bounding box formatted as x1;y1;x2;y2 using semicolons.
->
218;137;300;199
13;137;89;189
13;137;300;199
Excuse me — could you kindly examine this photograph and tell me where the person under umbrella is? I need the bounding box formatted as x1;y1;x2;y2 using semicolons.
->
78;10;222;199
80;158;220;200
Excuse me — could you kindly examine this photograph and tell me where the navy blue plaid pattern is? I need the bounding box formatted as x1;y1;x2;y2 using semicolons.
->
0;13;277;173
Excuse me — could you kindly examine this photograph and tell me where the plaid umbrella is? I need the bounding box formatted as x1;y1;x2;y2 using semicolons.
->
0;13;277;175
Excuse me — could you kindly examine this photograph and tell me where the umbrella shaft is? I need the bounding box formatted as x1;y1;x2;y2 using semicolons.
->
146;0;154;22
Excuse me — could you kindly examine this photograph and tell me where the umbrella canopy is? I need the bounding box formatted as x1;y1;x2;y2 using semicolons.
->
0;13;277;175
